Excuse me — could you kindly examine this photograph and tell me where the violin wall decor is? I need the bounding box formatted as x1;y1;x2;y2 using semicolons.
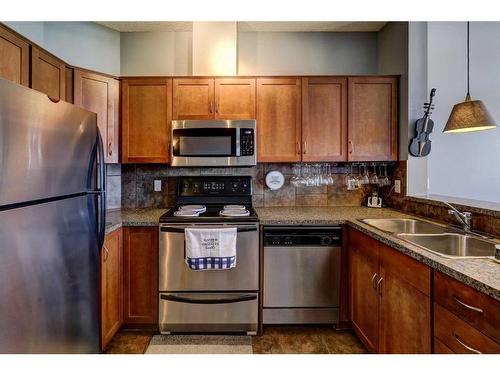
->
409;88;436;157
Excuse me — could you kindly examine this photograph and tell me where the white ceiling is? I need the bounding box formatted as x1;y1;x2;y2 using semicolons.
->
96;21;387;33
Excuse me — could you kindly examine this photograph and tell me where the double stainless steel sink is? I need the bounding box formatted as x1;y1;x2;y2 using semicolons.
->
361;218;498;259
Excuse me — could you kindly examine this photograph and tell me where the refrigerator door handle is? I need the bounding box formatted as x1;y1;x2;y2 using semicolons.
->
96;129;106;251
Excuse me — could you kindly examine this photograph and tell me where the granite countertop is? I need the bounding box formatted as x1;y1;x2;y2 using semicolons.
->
256;206;500;301
105;208;168;234
105;206;500;301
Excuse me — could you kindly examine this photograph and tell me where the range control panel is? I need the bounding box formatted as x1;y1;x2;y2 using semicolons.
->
178;176;252;196
264;227;342;247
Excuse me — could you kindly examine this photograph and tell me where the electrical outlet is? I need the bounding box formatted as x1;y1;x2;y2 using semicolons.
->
394;180;401;194
154;180;162;192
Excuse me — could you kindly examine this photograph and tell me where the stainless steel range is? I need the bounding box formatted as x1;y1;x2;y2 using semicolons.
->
158;176;259;335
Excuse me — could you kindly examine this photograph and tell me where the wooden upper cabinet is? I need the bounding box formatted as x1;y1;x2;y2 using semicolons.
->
378;244;431;354
302;77;347;162
100;228;122;350
173;78;214;120
214;78;256;119
256;78;302;162
74;69;119;163
122;227;158;325
349;229;380;353
0;24;29;86
121;78;172;163
30;46;66;101
348;76;398;161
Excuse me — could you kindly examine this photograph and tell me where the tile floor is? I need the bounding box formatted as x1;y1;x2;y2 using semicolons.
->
105;326;367;354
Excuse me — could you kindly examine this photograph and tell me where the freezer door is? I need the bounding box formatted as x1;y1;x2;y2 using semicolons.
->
0;195;99;353
0;79;97;207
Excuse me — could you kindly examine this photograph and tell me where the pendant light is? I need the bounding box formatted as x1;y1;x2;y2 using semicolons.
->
443;22;497;133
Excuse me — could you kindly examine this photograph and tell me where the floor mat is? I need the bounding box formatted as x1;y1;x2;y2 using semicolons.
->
145;335;253;354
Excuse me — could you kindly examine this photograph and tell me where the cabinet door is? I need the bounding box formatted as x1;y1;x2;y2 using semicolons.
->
74;70;119;163
348;229;380;353
302;77;347;162
256;78;302;162
347;76;398;161
214;78;255;119
101;228;122;349
30;46;66;101
378;244;431;353
121;78;172;163
0;25;29;86
173;78;214;120
123;227;158;325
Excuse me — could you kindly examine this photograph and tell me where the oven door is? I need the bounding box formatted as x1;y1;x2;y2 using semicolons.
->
159;223;259;291
170;120;256;167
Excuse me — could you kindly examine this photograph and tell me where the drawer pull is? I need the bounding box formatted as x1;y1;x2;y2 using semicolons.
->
453;296;484;313
453;333;482;354
376;277;384;296
371;273;378;290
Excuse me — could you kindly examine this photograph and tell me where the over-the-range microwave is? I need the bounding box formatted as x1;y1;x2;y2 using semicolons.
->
171;120;256;167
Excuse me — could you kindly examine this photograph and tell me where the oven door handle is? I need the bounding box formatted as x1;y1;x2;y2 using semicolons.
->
160;226;258;233
160;294;257;304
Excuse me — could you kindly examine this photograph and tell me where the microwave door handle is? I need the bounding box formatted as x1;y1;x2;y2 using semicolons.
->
236;128;241;156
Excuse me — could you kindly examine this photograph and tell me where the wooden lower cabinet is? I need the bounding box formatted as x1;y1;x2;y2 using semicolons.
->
378;244;431;353
122;227;159;325
348;228;431;353
434;303;500;354
100;228;122;350
349;229;380;352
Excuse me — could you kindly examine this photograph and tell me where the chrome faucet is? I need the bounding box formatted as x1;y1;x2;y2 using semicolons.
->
443;202;472;231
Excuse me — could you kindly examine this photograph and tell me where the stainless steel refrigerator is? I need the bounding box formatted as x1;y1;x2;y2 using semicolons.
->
0;78;106;353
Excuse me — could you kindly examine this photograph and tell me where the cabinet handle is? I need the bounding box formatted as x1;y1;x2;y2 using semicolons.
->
348;140;354;154
209;102;213;114
215;102;219;114
376;277;383;296
108;141;112;156
296;142;301;155
103;245;109;261
453;333;482;354
303;141;307;154
371;273;379;290
453;296;484;314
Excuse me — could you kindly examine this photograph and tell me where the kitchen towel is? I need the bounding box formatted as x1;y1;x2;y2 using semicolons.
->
184;227;237;270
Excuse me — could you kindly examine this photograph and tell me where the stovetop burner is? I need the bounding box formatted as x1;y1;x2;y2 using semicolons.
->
159;176;259;223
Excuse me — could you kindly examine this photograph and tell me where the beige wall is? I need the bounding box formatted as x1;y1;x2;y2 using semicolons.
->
120;30;378;76
120;31;192;76
238;31;378;75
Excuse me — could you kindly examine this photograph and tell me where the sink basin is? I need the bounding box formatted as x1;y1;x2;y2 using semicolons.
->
397;233;497;259
361;218;446;234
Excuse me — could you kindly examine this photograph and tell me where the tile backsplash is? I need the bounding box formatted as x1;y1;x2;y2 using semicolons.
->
120;163;375;209
106;164;121;210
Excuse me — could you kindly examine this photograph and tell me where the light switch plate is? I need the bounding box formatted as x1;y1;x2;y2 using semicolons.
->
394;180;401;194
154;180;162;192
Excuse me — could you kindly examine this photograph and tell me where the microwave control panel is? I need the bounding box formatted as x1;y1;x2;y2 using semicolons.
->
240;129;255;156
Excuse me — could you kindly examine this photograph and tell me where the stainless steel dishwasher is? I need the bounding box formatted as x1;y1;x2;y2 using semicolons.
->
263;226;342;324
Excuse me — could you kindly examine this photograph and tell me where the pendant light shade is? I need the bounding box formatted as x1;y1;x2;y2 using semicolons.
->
443;22;497;133
444;94;497;133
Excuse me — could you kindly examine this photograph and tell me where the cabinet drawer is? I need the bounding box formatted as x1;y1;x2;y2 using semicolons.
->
434;303;500;354
434;271;499;343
